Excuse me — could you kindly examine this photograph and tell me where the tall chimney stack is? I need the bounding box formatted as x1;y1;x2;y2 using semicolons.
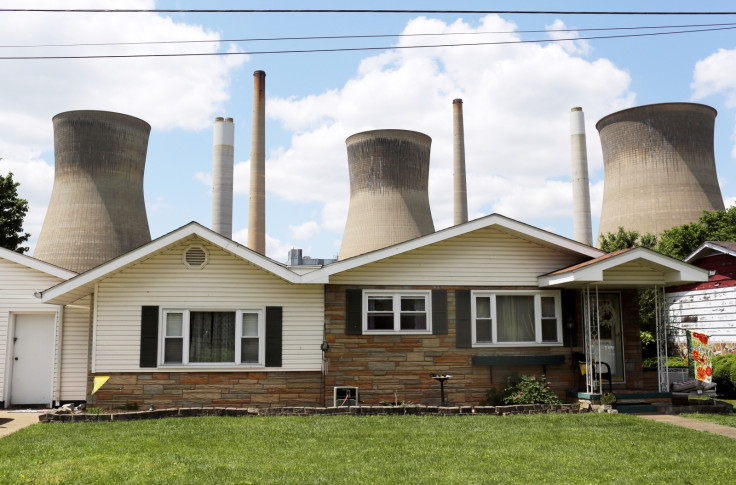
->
248;70;266;254
570;107;593;246
211;117;234;238
453;99;468;225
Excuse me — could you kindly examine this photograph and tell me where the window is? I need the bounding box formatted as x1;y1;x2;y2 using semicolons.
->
363;290;431;333
471;291;561;346
161;309;264;365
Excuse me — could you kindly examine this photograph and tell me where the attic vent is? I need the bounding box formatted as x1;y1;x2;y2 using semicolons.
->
184;245;208;269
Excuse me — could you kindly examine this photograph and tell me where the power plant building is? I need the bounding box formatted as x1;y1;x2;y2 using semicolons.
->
211;117;235;239
33;110;152;273
339;129;435;260
597;102;725;240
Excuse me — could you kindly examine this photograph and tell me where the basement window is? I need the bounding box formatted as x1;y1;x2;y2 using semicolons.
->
183;245;208;269
362;290;432;334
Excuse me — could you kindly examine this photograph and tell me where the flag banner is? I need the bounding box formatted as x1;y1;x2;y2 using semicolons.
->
687;331;713;383
92;376;110;395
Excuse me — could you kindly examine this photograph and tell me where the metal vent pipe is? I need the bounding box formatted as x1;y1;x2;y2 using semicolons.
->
339;129;435;260
211;117;234;238
34;110;152;273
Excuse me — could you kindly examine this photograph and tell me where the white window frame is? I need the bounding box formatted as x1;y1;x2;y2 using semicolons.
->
471;290;562;347
160;308;265;366
362;290;432;335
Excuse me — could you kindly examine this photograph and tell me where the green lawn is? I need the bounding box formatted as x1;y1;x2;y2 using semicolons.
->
680;413;736;428
1;414;734;484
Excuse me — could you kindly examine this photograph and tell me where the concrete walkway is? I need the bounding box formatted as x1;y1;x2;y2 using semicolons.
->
638;414;736;438
0;411;42;439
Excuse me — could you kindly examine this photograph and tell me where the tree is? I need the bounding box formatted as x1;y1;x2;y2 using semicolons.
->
597;227;657;253
0;171;31;254
657;206;736;260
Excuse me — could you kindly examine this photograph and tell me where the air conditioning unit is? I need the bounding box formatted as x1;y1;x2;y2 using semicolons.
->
334;386;358;407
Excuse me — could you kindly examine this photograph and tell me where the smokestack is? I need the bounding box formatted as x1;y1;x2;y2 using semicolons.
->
211;117;234;238
339;129;435;260
34;110;152;273
248;70;266;255
570;107;593;246
453;99;468;225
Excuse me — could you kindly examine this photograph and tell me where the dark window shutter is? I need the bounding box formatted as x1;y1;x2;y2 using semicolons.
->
562;289;577;346
345;289;363;335
432;290;448;335
455;290;472;348
140;306;159;368
265;306;283;367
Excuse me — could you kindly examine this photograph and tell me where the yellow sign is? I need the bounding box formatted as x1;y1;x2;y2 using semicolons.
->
92;376;110;395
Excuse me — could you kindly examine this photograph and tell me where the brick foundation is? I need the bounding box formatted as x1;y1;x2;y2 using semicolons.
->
88;371;324;409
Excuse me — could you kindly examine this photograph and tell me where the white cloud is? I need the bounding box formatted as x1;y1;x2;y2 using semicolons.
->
545;19;591;55
289;221;320;240
266;14;633;238
692;47;736;159
724;196;736;208
232;227;294;263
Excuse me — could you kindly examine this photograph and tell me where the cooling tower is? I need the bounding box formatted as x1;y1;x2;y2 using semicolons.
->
339;129;435;260
597;102;725;241
453;99;468;225
211;116;234;238
34;110;152;273
248;70;266;255
570;107;592;246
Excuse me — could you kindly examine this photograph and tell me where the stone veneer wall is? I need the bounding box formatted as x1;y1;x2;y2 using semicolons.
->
325;286;649;407
88;372;323;409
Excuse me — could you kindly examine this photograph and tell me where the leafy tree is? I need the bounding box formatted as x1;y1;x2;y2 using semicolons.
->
0;171;31;254
657;206;736;260
597;227;657;252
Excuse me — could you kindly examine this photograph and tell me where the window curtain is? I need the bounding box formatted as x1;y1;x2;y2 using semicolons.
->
497;295;535;342
189;312;235;362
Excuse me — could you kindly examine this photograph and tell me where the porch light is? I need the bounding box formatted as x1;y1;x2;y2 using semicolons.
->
320;340;329;352
565;316;574;330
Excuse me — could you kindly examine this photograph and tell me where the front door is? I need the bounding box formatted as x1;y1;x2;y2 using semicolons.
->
10;314;55;406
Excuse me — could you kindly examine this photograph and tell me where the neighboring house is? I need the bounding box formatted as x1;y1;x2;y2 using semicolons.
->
667;241;736;356
3;215;707;409
0;248;81;408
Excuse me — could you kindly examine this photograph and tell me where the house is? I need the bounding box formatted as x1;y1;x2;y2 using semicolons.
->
667;241;736;356
3;215;708;409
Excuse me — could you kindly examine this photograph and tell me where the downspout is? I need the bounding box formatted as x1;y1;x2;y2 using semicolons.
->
54;305;64;407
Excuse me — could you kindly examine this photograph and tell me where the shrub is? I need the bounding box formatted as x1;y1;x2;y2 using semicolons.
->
502;375;561;405
642;356;688;368
712;354;736;398
86;407;104;414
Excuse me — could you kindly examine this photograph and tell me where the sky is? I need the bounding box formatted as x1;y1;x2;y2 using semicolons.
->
3;1;736;263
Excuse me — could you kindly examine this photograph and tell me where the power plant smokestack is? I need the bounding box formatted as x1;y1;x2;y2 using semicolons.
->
570;107;593;246
339;129;435;260
453;99;468;225
211;116;234;238
248;70;266;255
34;110;152;273
597;102;725;240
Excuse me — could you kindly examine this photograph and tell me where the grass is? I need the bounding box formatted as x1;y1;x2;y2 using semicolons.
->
680;413;736;428
1;414;735;484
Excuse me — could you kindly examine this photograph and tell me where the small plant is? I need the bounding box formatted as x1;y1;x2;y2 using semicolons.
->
642;356;688;368
599;393;616;405
86;407;104;414
483;374;561;406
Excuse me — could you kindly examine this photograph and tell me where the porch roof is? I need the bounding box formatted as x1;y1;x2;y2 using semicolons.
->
537;247;708;288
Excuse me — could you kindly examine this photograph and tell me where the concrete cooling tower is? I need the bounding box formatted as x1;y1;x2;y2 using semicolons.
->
597;102;725;240
34;110;152;273
339;129;435;260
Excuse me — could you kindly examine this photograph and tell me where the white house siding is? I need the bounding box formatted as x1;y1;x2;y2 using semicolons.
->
60;296;91;401
330;226;586;286
668;287;736;345
93;239;324;373
0;258;64;403
601;261;667;286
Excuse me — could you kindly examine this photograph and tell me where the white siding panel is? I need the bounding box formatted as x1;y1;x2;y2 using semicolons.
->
94;241;324;373
667;286;736;342
601;262;666;285
0;258;65;403
60;297;90;400
330;227;586;286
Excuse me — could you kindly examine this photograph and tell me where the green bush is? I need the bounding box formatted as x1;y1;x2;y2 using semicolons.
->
642;356;688;368
504;375;561;405
712;354;736;398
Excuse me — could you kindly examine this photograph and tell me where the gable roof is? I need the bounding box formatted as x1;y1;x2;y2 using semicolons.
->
0;246;77;280
684;241;736;263
39;222;302;305
302;213;605;283
538;246;709;288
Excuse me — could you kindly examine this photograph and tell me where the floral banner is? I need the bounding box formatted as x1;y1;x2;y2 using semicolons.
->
687;331;713;383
